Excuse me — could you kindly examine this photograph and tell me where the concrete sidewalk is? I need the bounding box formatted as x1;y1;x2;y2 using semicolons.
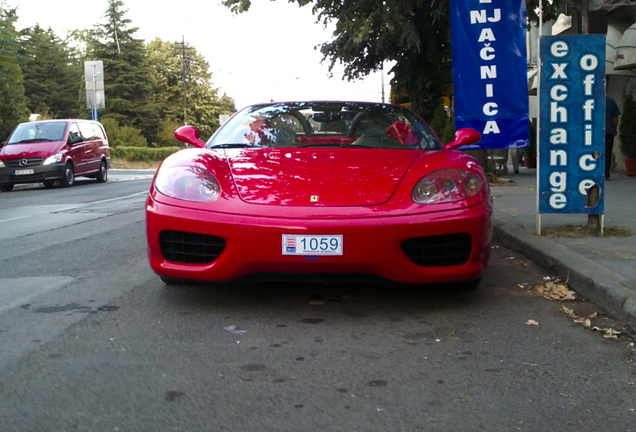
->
491;166;636;331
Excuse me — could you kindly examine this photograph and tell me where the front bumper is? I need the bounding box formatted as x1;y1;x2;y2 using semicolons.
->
0;163;65;185
146;196;493;285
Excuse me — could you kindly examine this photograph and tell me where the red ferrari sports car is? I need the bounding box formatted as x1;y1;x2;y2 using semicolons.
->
146;101;492;287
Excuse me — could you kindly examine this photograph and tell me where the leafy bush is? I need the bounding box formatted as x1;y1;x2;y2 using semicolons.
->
111;146;181;162
101;118;147;148
155;119;184;148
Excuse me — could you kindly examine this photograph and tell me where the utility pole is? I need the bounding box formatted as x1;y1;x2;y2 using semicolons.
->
381;63;385;103
175;37;194;126
182;35;187;125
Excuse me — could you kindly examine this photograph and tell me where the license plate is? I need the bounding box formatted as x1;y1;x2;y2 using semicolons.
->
14;169;34;175
282;235;343;256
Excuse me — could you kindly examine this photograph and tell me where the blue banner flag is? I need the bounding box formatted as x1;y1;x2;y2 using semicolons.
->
450;0;529;149
539;35;606;214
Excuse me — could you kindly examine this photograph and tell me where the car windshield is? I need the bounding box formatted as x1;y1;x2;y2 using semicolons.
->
208;102;442;150
7;122;68;145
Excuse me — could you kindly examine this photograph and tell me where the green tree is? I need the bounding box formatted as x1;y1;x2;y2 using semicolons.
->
19;24;82;119
0;6;28;139
87;0;159;143
146;38;236;141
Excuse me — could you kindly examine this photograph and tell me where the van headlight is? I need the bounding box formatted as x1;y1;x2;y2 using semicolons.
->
43;154;63;165
0;160;4;168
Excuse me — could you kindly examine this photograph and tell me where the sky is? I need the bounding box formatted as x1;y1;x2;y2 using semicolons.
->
14;0;392;110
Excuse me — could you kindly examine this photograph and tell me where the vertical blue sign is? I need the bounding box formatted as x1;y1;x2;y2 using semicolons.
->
450;0;529;149
539;35;606;214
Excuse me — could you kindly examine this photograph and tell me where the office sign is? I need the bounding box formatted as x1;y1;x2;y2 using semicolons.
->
450;0;529;149
539;35;606;214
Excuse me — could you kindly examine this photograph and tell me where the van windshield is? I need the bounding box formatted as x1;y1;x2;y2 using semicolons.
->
7;122;68;145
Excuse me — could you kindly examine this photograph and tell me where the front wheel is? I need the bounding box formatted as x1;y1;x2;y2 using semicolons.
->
0;184;14;192
96;160;108;183
160;276;191;285
61;163;75;187
461;277;482;290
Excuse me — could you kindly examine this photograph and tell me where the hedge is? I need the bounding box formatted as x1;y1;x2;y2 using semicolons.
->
111;146;181;162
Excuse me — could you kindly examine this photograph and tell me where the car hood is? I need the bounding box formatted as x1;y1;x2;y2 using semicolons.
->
225;148;419;206
0;141;64;160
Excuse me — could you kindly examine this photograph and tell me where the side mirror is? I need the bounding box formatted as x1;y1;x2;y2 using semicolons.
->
69;134;83;145
444;128;481;150
175;125;206;149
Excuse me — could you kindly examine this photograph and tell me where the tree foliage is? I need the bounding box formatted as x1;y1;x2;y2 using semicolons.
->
224;0;450;118
146;38;236;141
19;25;82;119
223;0;565;119
87;0;160;143
0;6;28;139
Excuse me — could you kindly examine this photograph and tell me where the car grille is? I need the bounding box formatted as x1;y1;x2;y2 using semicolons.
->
8;173;48;182
159;230;226;264
5;157;43;167
402;234;472;267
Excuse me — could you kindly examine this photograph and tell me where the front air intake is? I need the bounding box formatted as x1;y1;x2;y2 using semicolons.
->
159;230;226;264
401;234;472;267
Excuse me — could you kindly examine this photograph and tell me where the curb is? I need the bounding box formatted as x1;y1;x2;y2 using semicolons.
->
493;217;636;332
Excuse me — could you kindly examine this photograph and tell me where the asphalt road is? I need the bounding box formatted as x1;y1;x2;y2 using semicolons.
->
0;177;635;432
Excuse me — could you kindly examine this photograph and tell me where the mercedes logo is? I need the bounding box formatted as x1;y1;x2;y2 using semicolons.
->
19;159;28;167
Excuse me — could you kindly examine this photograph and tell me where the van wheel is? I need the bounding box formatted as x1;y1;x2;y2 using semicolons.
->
61;163;75;187
96;160;108;183
43;180;55;188
0;184;13;192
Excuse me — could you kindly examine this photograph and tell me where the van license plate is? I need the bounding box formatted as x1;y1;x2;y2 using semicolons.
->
14;169;34;175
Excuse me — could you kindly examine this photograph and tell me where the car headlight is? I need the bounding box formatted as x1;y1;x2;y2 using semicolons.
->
155;166;220;203
0;160;4;168
43;154;63;165
412;169;483;204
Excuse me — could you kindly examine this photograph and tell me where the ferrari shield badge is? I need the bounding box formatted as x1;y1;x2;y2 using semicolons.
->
310;195;319;202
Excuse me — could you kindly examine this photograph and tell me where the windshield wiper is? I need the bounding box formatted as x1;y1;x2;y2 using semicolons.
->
210;143;257;149
296;144;342;148
11;138;55;144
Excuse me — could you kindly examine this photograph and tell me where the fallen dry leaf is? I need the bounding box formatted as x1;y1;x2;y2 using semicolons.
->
592;326;621;339
526;320;539;326
561;292;577;301
562;306;575;315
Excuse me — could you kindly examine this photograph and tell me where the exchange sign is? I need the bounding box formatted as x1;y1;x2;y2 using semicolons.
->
539;35;606;214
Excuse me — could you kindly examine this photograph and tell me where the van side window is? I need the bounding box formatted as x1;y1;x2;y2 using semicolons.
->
68;123;81;143
79;122;96;141
93;124;106;140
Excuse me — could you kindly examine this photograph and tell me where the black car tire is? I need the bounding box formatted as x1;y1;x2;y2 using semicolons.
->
43;180;55;188
160;276;192;285
0;184;14;192
96;160;108;183
61;163;75;187
462;277;482;290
